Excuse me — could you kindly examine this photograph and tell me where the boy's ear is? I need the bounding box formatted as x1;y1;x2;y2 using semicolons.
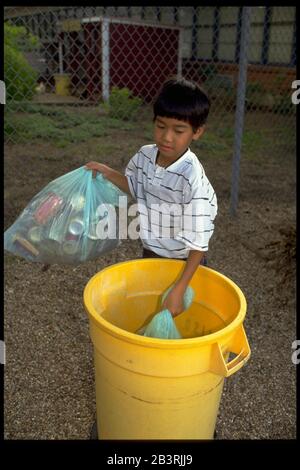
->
192;126;205;141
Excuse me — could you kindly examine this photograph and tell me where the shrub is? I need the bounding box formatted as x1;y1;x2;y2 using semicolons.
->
103;87;142;120
4;22;39;101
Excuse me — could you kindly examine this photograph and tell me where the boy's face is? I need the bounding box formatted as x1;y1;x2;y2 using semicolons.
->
154;116;204;161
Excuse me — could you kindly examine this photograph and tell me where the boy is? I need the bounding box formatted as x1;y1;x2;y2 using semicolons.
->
85;77;217;317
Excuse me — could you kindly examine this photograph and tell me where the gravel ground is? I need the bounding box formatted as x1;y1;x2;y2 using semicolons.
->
4;119;296;440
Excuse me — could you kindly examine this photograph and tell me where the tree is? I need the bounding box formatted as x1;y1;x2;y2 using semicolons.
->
4;22;40;101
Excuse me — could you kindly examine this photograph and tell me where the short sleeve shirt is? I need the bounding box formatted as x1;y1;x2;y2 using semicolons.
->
125;144;217;258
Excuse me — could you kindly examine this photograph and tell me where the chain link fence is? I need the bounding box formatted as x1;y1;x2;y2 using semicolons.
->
4;6;297;211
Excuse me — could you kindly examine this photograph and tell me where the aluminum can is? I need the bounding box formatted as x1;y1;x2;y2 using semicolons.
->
27;226;43;244
68;218;84;237
65;233;79;241
41;239;61;257
87;214;106;241
34;193;64;225
62;239;79;256
70;194;86;211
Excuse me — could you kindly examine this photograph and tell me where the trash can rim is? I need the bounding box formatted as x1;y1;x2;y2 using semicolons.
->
83;259;247;348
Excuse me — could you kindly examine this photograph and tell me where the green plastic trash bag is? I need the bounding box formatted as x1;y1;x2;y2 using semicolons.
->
143;309;182;339
4;166;126;265
137;285;195;339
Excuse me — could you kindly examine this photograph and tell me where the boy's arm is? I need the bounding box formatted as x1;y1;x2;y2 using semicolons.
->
162;250;204;317
85;161;131;195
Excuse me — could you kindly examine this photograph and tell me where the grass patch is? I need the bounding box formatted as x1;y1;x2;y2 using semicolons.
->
105;117;136;131
242;129;264;153
194;131;230;157
5;104;295;160
5;112;109;147
4;106;139;148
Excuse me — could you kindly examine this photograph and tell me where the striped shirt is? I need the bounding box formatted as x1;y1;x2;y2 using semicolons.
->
125;144;217;259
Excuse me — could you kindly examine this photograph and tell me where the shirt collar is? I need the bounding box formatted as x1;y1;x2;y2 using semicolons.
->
153;145;191;170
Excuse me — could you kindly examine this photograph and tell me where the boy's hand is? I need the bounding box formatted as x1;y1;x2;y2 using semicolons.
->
162;284;185;317
86;161;131;195
85;161;112;179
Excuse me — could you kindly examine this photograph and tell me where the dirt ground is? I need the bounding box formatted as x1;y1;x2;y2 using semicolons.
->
4;115;296;440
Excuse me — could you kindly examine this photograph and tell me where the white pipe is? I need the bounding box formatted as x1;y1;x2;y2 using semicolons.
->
177;28;183;79
58;40;64;74
0;80;6;104
102;18;110;102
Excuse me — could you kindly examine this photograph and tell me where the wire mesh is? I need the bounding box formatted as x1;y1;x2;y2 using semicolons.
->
4;6;297;209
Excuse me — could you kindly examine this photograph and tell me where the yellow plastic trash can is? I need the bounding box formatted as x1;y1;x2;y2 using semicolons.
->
54;73;71;96
83;259;251;440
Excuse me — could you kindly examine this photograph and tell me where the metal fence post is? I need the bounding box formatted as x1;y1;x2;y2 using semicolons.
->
0;80;6;104
58;40;64;74
177;28;183;79
230;6;252;216
102;17;110;102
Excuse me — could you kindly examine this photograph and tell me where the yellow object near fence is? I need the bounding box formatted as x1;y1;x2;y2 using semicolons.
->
83;259;251;440
54;73;71;96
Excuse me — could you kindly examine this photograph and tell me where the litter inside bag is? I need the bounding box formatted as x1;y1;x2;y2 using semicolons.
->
4;166;126;265
137;285;195;339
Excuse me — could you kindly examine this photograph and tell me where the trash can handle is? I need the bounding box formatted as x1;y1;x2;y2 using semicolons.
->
210;325;251;377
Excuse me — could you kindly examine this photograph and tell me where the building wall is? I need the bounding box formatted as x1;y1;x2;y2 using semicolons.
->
4;6;296;66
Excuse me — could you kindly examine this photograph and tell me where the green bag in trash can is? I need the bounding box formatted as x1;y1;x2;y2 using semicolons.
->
137;286;195;339
4;166;126;265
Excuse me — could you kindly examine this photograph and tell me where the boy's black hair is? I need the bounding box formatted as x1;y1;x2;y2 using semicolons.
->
153;77;210;131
